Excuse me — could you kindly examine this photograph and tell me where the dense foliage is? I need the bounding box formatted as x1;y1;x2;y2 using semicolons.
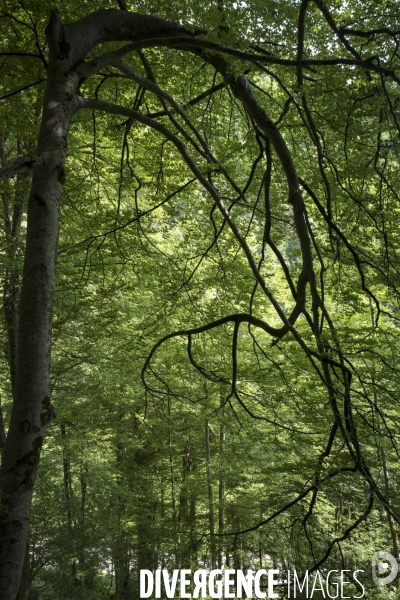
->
1;0;400;598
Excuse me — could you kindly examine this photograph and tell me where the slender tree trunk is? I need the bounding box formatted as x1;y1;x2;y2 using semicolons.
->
167;398;179;564
60;423;78;584
0;133;28;451
1;140;30;400
14;545;32;600
369;301;400;558
60;424;73;530
218;398;225;570
205;419;216;569
382;452;400;557
0;11;79;598
78;462;88;587
135;461;156;598
0;396;6;452
178;437;191;565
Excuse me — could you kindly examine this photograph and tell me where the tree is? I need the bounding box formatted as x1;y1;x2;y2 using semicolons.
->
1;0;400;598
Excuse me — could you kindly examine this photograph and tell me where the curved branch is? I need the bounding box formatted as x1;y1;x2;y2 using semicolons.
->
0;78;46;100
223;466;358;536
79;97;317;359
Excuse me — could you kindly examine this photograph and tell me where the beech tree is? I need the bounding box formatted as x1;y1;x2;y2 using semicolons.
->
1;0;400;598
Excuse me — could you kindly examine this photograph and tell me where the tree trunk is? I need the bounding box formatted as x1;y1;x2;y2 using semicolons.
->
0;11;78;598
205;419;216;569
369;300;400;557
0;133;29;451
1;139;30;400
218;399;225;570
14;545;32;600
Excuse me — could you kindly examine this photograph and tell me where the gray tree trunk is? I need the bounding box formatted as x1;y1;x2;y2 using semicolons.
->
218;397;225;570
0;10;184;600
205;419;216;569
0;11;77;599
0;10;186;597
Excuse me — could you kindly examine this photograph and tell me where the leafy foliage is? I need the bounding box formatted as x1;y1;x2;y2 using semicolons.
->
2;0;400;598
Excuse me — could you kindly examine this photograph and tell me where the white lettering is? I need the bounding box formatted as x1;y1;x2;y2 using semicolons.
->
155;569;161;598
325;570;339;598
209;569;223;599
193;570;207;598
163;570;179;598
255;569;266;598
224;569;236;598
181;570;191;598
353;570;365;598
237;569;253;598
340;570;351;599
140;570;153;598
268;569;279;598
293;570;309;598
310;572;325;598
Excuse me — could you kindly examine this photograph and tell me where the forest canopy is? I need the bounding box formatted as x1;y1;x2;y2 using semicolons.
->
1;0;400;598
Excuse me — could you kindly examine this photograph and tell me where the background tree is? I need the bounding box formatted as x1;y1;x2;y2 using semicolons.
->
1;0;400;598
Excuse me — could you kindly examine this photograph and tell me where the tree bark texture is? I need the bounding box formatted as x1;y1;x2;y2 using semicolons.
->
0;10;76;597
205;420;216;569
0;10;187;598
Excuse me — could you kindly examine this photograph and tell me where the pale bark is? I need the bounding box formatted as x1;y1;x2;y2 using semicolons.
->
60;424;73;530
218;399;225;570
0;397;6;451
1;138;30;399
205;419;216;568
